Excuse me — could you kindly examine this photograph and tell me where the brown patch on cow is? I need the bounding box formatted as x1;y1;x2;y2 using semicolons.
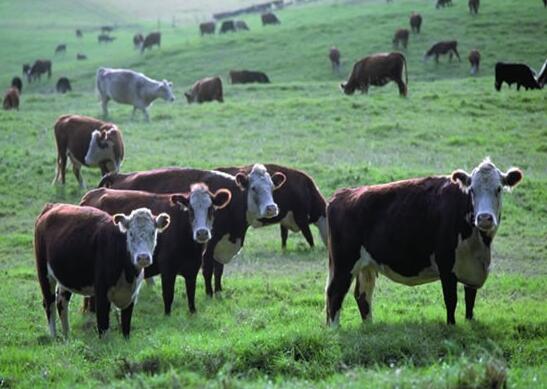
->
425;40;460;63
185;76;223;103
393;29;409;49
3;87;20;110
141;32;160;53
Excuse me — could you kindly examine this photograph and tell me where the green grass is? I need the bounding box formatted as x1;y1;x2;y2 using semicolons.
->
0;0;546;387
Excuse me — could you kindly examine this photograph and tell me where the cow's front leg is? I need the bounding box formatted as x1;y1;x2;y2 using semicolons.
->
464;286;477;320
440;272;458;325
213;261;224;294
202;252;214;297
95;289;111;337
121;302;134;338
142;107;150;122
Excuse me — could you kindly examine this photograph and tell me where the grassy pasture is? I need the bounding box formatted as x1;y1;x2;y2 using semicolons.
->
0;0;546;387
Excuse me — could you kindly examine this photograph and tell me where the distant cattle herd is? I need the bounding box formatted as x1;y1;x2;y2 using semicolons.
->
0;0;544;339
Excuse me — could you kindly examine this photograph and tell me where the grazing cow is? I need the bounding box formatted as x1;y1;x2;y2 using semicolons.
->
96;67;175;121
76;29;83;38
140;32;161;54
329;47;341;73
494;62;541;91
469;0;480;14
98;164;286;296
436;0;453;8
22;64;30;77
261;12;280;25
27;60;52;83
200;21;216;35
229;70;270;84
185;76;223;103
80;184;232;314
98;34;115;43
341;52;408;97
216;164;327;249
535;60;546;88
410;12;422;33
101;25;114;33
11;77;22;94
55;44;66;54
468;49;480;75
52;114;124;188
35;203;170;338
133;33;144;49
77;53;87;60
220;20;236;33
235;20;250;31
3;88;19;111
56;77;72;93
424;40;460;63
392;28;409;49
325;159;523;326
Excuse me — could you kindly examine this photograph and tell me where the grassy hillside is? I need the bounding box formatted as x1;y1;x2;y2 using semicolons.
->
0;0;545;387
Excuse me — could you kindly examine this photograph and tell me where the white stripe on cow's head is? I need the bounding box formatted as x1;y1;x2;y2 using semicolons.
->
235;164;286;220
451;158;522;235
113;208;170;269
170;183;232;244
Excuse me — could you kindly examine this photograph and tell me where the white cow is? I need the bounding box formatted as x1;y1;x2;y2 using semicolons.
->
96;67;175;121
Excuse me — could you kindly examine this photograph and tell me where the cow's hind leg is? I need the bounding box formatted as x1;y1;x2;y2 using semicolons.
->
354;267;377;321
464;286;477;320
326;269;352;326
121;302;134;338
396;78;407;97
160;271;176;315
453;48;461;61
72;163;85;189
142;107;149;122
40;273;57;337
101;97;109;118
56;287;72;338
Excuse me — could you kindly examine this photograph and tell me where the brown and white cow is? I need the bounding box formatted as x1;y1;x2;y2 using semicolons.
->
392;28;409;49
200;21;216;35
468;0;480;14
261;12;280;26
329;47;341;73
468;49;480;75
52;114;124;188
80;184;232;315
141;32;161;54
424;41;460;63
325;159;523;326
409;12;422;33
98;164;286;296
27;59;52;83
216;164;327;249
35;204;170;338
3;87;19;111
185;76;223;103
341;52;408;97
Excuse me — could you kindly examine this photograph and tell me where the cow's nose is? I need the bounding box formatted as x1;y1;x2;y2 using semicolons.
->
476;213;495;229
136;254;152;268
195;228;211;243
264;204;279;218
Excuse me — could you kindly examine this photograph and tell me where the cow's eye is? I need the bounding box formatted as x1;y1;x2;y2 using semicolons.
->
497;186;502;194
251;186;257;192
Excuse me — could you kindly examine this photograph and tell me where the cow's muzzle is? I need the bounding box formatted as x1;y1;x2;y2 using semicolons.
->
194;228;212;244
475;213;496;232
263;204;279;218
136;253;152;269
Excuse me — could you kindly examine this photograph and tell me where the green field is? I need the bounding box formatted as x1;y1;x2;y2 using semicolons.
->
0;0;546;387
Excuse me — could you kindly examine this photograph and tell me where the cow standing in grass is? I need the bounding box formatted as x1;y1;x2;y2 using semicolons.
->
200;22;215;35
11;77;22;94
185;76;223;103
424;41;460;63
469;0;480;14
468;49;480;75
392;29;409;49
261;12;280;25
329;47;341;73
27;60;52;83
140;32;161;53
410;12;422;33
494;62;541;91
3;88;19;110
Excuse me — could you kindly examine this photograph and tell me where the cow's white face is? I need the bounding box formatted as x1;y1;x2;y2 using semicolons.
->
171;184;232;244
160;80;175;102
85;129;117;168
236;164;286;219
452;159;522;234
113;208;170;269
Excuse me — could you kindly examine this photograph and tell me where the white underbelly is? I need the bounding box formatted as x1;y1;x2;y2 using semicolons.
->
107;270;144;309
213;234;242;264
280;211;300;232
453;231;491;288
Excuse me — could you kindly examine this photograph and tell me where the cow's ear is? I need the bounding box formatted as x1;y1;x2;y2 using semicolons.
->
113;213;129;233
155;213;171;233
272;172;287;190
502;168;523;188
451;169;472;189
235;173;248;190
212;189;232;209
170;194;190;210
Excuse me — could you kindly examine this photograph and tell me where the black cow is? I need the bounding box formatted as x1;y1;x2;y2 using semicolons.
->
495;62;541;91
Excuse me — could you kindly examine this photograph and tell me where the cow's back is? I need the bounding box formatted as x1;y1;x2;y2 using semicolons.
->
97;68;139;103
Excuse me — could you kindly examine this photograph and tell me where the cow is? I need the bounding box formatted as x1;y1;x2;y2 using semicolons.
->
392;28;409;49
80;184;232;314
235;20;250;31
216;164;327;249
536;60;547;88
98;164;286;296
27;60;52;83
220;20;236;33
11;77;22;94
98;34;115;43
200;21;216;35
101;25;114;33
410;12;422;33
35;203;170;338
262;12;280;25
185;76;223;103
56;77;72;93
96;67;175;121
55;44;66;54
436;0;453;8
341;52;408;97
424;40;460;63
495;62;541;91
76;29;83;38
77;53;87;60
469;0;480;14
140;32;161;54
325;158;523;327
229;70;270;84
22;64;30;77
3;88;19;111
52;114;124;188
133;33;144;49
544;0;546;7
468;49;480;75
329;47;341;73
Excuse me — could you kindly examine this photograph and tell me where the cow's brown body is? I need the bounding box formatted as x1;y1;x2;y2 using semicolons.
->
341;52;408;96
468;49;480;75
185;76;223;103
425;40;460;63
52;114;124;187
329;47;341;72
141;32;161;53
392;28;409;49
28;60;52;83
468;0;480;14
261;12;280;25
56;77;72;93
200;21;215;35
229;70;270;84
216;164;327;249
3;87;20;111
410;12;422;33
